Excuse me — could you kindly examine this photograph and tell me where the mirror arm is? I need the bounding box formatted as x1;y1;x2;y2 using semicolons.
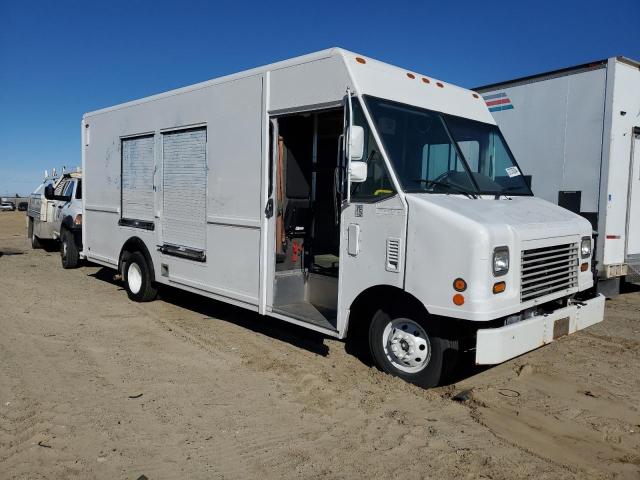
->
346;87;353;204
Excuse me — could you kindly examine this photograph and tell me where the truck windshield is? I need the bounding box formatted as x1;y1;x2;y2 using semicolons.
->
363;95;532;196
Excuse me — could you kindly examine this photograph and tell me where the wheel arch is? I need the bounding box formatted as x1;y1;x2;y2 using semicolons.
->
60;215;75;231
345;285;429;339
119;236;156;282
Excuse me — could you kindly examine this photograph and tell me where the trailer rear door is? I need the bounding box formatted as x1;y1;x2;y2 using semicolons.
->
626;127;640;278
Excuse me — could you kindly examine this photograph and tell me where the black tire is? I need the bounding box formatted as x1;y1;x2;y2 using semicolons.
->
60;228;80;269
368;305;459;388
28;218;42;249
123;251;158;302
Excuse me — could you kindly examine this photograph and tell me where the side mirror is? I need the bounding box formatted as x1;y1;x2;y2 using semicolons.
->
350;161;368;183
44;184;55;200
349;125;364;161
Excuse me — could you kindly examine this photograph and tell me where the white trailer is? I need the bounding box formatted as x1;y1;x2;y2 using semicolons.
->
82;49;604;387
476;57;640;295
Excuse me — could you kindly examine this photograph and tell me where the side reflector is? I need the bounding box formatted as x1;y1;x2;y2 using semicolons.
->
493;281;506;294
453;294;464;306
581;262;589;272
355;57;366;64
453;278;467;292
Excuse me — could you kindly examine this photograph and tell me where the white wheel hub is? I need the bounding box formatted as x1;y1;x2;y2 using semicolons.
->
127;262;143;295
382;318;431;373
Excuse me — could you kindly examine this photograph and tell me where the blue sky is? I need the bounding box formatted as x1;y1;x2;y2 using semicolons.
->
1;0;638;195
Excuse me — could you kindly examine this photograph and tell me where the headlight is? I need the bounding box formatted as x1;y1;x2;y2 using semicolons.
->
581;236;591;259
493;246;509;276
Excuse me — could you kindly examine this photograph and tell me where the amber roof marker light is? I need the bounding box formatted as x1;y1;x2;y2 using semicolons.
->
453;294;465;306
355;57;367;64
422;77;430;84
406;73;416;79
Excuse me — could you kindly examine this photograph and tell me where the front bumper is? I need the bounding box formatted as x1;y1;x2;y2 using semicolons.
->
475;294;605;365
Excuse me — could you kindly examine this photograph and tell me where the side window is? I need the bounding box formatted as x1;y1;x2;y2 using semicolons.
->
63;180;75;198
75;180;82;199
351;99;396;202
54;180;68;196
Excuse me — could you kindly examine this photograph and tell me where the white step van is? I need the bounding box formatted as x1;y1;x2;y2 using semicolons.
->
476;57;640;295
82;49;604;387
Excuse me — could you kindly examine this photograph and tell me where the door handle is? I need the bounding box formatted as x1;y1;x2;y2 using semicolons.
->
264;198;274;218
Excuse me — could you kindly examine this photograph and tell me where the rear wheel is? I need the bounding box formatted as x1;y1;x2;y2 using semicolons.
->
28;218;42;249
369;305;459;388
60;228;80;269
123;251;157;302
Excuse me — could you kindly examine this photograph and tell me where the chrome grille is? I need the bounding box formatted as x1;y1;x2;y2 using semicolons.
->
521;243;579;302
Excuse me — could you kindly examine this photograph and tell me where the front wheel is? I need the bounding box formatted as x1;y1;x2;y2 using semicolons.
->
123;251;158;302
369;306;459;388
60;229;80;269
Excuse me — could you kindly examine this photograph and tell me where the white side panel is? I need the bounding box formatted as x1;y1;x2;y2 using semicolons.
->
269;56;350;112
162;128;207;251
337;195;407;335
122;135;155;221
485;68;606;214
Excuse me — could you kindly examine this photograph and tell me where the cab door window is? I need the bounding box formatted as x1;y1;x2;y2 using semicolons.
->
350;99;396;202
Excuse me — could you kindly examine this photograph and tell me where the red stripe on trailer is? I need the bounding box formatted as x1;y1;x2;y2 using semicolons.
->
486;98;511;107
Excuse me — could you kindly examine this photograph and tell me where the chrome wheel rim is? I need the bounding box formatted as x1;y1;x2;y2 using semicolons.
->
127;262;143;294
382;318;431;373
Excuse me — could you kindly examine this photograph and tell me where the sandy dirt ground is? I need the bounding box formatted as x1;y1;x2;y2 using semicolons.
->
1;210;639;479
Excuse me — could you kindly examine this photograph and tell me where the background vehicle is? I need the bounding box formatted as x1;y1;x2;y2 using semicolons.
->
476;56;640;296
1;202;15;211
83;49;603;387
28;169;83;268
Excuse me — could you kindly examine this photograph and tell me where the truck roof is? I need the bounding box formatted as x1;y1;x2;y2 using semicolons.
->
83;48;489;123
474;56;639;92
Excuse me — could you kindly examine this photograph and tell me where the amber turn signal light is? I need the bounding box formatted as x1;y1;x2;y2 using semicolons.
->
493;281;506;294
580;262;589;272
453;278;467;292
453;294;465;306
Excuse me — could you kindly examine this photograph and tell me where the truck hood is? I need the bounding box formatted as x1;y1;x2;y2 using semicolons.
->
405;193;592;241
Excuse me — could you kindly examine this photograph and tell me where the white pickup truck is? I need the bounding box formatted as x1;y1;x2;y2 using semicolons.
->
27;171;83;268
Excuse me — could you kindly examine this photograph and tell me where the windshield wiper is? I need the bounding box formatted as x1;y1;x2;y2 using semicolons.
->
493;185;529;199
413;179;477;199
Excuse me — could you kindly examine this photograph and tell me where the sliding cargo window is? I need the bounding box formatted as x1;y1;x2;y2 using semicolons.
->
160;126;207;262
120;134;155;230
